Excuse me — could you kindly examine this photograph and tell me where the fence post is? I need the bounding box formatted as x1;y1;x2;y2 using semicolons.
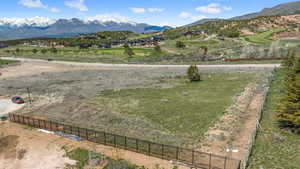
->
162;144;164;159
104;132;107;145
86;129;89;140
136;139;139;152
38;119;41;128
224;157;227;169
77;127;80;137
114;134;116;147
50;121;53;131
192;150;195;165
176;147;179;161
22;116;25;124
124;136;127;150
209;153;212;169
148;142;151;155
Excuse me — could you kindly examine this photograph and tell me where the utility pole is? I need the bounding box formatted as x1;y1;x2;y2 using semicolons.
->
27;87;32;104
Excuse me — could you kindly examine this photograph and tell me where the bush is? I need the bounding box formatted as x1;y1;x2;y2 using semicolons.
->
124;43;135;56
32;49;38;54
41;49;47;54
187;65;201;82
154;43;162;52
50;47;58;54
176;41;186;48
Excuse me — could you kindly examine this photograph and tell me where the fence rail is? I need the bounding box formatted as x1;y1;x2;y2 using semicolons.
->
9;113;241;169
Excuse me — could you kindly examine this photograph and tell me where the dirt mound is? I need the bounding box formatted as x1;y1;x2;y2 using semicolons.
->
0;135;19;159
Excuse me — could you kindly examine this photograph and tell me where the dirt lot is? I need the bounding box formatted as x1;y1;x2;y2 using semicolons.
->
0;121;189;169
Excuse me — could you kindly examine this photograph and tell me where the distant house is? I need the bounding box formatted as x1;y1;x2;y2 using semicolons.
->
182;30;205;37
0;42;8;48
98;43;111;49
79;43;92;49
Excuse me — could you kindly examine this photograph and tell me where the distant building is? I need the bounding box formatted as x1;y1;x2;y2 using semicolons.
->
0;42;8;48
182;30;205;37
98;43;111;49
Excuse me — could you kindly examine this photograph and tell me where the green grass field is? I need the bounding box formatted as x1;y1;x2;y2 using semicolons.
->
247;69;300;169
244;29;285;44
89;73;254;146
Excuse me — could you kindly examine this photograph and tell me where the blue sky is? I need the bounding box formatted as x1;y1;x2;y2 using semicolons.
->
0;0;298;26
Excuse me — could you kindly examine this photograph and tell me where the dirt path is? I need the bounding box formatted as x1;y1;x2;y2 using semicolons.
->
0;121;188;169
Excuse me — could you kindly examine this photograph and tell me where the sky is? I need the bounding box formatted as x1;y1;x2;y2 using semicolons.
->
0;0;298;26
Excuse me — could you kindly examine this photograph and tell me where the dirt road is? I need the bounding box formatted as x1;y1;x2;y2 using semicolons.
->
1;57;281;68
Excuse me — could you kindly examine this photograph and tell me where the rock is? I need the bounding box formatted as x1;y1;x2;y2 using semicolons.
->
207;133;226;141
181;92;189;96
88;158;101;166
272;134;285;142
161;98;169;102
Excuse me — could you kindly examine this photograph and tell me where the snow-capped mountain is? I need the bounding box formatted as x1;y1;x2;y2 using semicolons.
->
0;17;170;40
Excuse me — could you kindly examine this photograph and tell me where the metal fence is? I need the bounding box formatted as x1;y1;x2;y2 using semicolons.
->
9;113;241;169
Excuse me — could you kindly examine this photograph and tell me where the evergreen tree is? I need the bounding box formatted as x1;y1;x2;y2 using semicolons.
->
278;51;300;129
187;65;201;82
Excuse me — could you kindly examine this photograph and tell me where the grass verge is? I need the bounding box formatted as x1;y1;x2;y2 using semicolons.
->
247;69;300;169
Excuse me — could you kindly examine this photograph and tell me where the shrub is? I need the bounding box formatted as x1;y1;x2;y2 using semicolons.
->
32;49;38;54
41;49;47;54
124;43;135;56
187;65;201;82
50;47;58;54
176;41;186;48
154;43;162;52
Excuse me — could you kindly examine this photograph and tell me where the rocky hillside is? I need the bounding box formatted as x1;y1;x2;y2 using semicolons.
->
164;14;300;39
233;1;300;20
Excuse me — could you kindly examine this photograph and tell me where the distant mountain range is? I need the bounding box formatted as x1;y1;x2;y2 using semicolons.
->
0;17;170;40
232;0;300;20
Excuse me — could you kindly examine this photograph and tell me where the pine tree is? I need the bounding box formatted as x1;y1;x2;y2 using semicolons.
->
278;51;300;129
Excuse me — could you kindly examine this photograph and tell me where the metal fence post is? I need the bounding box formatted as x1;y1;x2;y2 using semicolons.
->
136;139;139;152
148;142;151;155
176;147;179;160
86;128;88;140
209;153;212;169
104;132;107;145
192;150;195;165
124;136;127;150
162;144;164;159
114;134;116;147
224;157;227;169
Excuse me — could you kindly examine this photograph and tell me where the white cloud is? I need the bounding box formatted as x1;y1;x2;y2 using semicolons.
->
179;12;191;19
18;0;47;8
129;8;146;14
129;7;165;14
148;8;164;13
223;6;232;11
178;12;206;21
196;3;221;14
65;0;88;11
85;13;132;23
50;8;60;13
196;3;232;14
